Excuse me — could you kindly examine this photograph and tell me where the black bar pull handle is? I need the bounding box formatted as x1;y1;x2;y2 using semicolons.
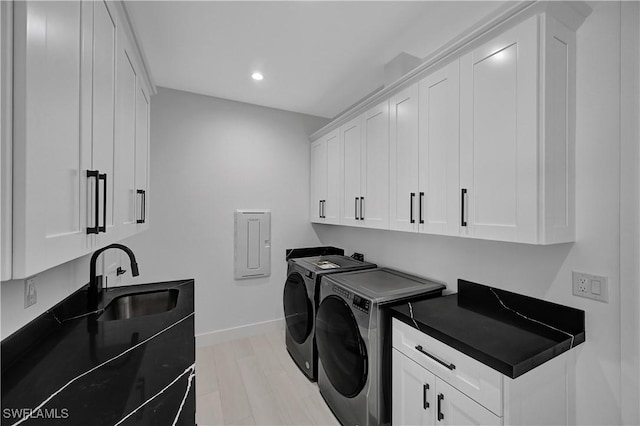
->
461;188;468;227
322;200;326;218
99;173;107;232
410;193;415;223
419;192;424;224
360;197;364;220
319;200;322;218
137;189;146;224
437;393;444;421
415;345;456;371
86;170;100;234
355;197;359;220
321;200;324;218
423;383;430;410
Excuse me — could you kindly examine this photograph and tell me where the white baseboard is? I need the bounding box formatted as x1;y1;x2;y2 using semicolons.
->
196;317;285;347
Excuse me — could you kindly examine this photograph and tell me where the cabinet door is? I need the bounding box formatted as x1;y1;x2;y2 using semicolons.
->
114;30;138;239
340;117;362;226
324;131;341;224
310;138;327;223
459;16;538;243
12;1;92;278
389;84;419;232
392;348;435;426
436;380;501;426
92;0;117;245
135;81;150;228
362;101;389;229
418;62;460;236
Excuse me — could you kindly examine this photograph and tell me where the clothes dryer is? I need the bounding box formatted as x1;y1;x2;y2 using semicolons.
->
316;268;445;426
283;255;376;381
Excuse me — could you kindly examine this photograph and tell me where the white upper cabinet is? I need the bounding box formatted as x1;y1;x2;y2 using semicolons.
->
310;4;584;245
135;82;150;229
8;1;154;279
460;14;575;244
310;137;327;223
418;61;460;236
92;1;117;247
12;1;91;278
332;101;389;229
389;83;420;232
310;130;340;225
115;28;138;239
114;21;154;241
324;131;341;224
340;116;363;226
361;101;390;229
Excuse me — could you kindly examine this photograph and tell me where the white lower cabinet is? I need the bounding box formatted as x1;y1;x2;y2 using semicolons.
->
392;318;570;426
393;350;500;426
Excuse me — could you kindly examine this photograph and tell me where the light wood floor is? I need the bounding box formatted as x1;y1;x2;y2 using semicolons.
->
195;329;340;426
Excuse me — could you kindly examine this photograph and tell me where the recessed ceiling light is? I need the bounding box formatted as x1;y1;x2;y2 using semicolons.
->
251;72;264;81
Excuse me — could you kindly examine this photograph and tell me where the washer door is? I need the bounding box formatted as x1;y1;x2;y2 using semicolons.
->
316;295;367;398
283;272;313;344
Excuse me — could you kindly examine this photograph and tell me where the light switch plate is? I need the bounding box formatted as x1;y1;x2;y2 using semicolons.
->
572;271;608;302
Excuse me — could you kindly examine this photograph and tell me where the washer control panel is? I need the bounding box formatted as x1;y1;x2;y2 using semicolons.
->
332;285;371;314
352;294;370;314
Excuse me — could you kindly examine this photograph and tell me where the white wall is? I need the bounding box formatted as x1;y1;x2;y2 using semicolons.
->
1;255;92;338
314;3;628;424
119;88;327;343
619;2;640;424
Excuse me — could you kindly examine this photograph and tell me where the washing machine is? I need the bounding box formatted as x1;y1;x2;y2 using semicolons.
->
315;268;445;426
284;255;376;381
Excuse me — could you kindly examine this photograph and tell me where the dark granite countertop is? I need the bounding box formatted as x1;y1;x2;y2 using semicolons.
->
1;279;195;426
390;279;585;379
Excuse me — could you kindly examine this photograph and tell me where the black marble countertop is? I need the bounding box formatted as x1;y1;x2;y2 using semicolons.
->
1;279;195;426
391;279;585;379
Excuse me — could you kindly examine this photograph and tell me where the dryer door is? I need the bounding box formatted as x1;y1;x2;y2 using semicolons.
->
316;295;368;398
283;272;313;344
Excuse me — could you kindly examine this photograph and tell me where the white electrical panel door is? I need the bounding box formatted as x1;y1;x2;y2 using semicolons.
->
234;210;271;279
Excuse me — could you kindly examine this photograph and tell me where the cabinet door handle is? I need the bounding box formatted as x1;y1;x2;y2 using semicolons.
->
137;189;146;224
360;197;364;220
423;383;430;410
319;200;322;218
461;188;468;227
419;192;424;224
322;200;326;218
415;345;456;370
437;393;444;421
355;197;359;220
86;170;100;234
99;173;107;233
410;193;415;223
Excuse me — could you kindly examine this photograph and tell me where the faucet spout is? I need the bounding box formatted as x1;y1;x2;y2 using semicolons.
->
88;243;140;308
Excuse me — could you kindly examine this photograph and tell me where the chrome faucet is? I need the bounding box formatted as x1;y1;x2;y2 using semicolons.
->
88;243;140;308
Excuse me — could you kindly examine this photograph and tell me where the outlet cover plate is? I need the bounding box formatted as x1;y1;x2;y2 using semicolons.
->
572;271;608;302
24;276;37;308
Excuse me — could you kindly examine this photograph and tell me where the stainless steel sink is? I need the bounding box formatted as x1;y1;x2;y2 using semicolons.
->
98;289;179;321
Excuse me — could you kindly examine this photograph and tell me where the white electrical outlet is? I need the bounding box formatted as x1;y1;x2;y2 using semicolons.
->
24;276;37;308
572;271;608;302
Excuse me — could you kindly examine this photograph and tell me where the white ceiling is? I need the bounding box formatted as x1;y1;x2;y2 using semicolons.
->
126;1;506;119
